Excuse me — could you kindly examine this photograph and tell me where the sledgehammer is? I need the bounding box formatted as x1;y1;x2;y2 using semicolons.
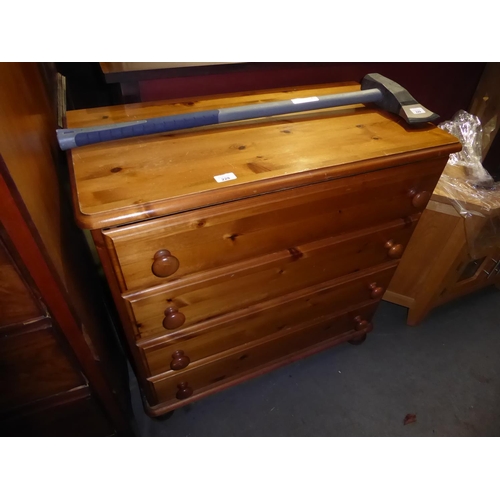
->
57;73;439;151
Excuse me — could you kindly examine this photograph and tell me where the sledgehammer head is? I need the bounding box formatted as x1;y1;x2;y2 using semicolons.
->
361;73;440;125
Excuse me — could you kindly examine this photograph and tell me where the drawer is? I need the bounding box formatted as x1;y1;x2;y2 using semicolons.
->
104;158;444;291
127;217;416;341
148;302;378;406
138;265;394;376
0;324;85;412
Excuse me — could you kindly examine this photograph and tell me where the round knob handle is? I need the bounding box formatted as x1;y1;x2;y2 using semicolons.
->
354;315;373;333
409;189;431;210
162;307;186;330
170;350;190;371
368;282;385;299
176;382;193;400
152;249;179;278
385;240;404;259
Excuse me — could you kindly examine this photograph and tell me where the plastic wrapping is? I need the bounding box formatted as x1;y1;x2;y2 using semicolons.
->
437;110;500;259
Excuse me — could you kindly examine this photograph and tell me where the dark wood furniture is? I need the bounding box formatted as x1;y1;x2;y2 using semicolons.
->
0;63;132;436
66;81;461;416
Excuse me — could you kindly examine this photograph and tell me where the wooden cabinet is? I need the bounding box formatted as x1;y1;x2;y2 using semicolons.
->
66;81;461;416
0;63;131;436
384;169;500;325
0;186;130;435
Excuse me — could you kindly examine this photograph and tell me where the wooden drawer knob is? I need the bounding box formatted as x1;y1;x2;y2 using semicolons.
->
176;382;193;400
152;249;179;278
410;189;431;210
170;350;190;371
385;240;404;259
354;315;373;333
368;282;385;299
163;307;186;330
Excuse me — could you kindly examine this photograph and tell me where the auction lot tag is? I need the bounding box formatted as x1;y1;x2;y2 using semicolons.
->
214;172;237;183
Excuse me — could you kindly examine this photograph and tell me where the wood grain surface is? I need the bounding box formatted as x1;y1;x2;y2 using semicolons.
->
140;266;393;377
432;164;500;215
0;63;65;277
125;217;417;341
0;69;132;434
385;197;500;325
0;325;84;412
67;80;462;415
148;302;377;405
66;83;460;229
0;239;44;329
104;159;443;292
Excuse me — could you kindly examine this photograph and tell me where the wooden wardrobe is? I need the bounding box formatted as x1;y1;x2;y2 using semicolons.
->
0;63;132;436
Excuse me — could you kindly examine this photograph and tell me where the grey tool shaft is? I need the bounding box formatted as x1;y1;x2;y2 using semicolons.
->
57;73;439;151
218;88;381;123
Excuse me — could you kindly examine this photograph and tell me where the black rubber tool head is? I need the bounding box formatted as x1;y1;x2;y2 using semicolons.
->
361;73;440;125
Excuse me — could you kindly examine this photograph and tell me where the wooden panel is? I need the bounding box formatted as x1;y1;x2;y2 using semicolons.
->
432;163;500;216
0;325;85;412
105;159;443;292
66;83;460;229
149;302;378;405
0;238;43;329
438;252;500;304
0;63;65;279
140;266;392;377
0;387;114;437
0;147;131;433
0;63;132;434
386;207;465;299
127;217;416;340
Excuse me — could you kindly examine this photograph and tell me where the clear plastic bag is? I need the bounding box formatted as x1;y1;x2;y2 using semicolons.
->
436;110;500;259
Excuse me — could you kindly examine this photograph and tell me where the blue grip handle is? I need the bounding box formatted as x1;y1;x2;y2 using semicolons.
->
73;109;220;148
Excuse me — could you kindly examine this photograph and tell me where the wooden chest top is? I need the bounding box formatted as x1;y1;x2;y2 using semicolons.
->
66;82;460;229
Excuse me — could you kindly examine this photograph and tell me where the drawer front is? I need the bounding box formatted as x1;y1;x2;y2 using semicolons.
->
104;158;444;291
148;302;378;405
139;265;393;376
0;325;85;412
128;217;416;341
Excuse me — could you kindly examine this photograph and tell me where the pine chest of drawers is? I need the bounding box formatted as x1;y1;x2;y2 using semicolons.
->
66;82;460;416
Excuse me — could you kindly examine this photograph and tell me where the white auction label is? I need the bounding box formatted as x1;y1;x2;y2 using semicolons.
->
410;107;426;114
214;172;237;183
291;96;319;104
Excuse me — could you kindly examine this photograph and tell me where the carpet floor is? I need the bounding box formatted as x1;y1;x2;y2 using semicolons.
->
128;285;500;436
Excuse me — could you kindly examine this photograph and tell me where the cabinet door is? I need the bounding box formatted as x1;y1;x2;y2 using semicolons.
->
439;250;500;303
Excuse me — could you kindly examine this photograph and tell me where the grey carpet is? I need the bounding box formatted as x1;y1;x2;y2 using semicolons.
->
129;285;500;436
